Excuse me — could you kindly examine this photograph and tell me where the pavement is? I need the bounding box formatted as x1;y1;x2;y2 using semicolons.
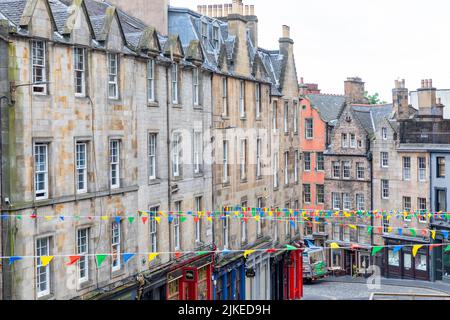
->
303;276;450;300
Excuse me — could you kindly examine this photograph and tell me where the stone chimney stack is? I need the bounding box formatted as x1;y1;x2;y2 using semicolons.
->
104;0;169;35
344;77;369;104
417;78;438;118
393;79;409;120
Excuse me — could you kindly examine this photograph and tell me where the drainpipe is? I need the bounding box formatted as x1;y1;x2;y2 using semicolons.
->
210;72;215;249
369;139;374;268
0;95;6;300
429;152;435;282
166;65;172;259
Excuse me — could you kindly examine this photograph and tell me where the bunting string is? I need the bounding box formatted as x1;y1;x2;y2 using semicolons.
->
2;243;450;266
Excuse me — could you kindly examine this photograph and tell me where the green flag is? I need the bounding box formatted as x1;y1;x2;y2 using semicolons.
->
96;255;107;268
410;228;417;237
445;245;450;253
286;245;296;251
196;251;209;256
372;246;383;256
128;217;135;224
367;226;373;235
180;217;187;223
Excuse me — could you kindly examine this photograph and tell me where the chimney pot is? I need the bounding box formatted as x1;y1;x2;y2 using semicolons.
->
218;5;223;17
213;4;217;17
197;5;202;13
429;79;433;88
250;5;255;15
245;5;249;15
282;25;290;38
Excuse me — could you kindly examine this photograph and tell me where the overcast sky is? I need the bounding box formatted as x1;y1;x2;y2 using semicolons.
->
170;0;450;101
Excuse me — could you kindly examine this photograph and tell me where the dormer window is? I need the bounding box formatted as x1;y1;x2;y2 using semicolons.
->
201;22;208;43
382;127;388;140
213;26;219;49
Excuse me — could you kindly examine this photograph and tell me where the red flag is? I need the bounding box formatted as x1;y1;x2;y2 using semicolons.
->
377;226;383;234
421;229;428;236
142;217;148;224
31;214;37;219
175;252;182;259
266;249;277;253
194;217;199;223
429;244;443;252
67;256;81;266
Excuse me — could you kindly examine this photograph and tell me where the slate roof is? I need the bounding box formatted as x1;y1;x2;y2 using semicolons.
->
0;0;27;26
352;104;393;136
307;94;346;123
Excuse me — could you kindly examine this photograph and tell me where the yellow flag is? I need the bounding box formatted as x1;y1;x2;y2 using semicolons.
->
269;211;273;217
44;216;53;221
344;212;351;218
148;253;159;262
255;216;261;222
387;215;391;221
207;217;213;223
348;224;357;230
40;256;54;267
412;245;423;257
388;227;393;233
330;243;340;249
101;216;109;221
244;250;256;258
155;217;161;224
431;230;436;240
235;211;239;216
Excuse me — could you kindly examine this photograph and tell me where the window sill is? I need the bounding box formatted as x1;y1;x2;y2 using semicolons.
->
172;176;184;182
148;179;161;186
222;181;231;188
255;117;262;122
148;101;159;108
75;95;88;100
193;172;204;178
77;280;95;291
240;179;248;184
172;104;182;108
240;117;247;121
37;293;54;300
193;105;203;110
111;268;125;279
256;176;263;181
221;115;230;120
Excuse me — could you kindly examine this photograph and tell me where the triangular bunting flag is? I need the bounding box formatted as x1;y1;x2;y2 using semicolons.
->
96;255;107;268
142;217;148;224
367;226;373;235
372;247;383;256
330;243;340;249
244;250;256;258
128;217;135;224
348;224;357;230
410;229;417;237
123;253;136;264
412;245;423;257
67;256;81;266
155;217;161;224
445;245;450;253
115;217;121;224
8;256;23;265
40;256;54;267
431;230;436;240
148;253;159;262
286;245;296;251
393;245;403;253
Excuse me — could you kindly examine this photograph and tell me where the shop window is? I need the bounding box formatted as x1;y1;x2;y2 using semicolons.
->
197;266;209;300
332;251;341;267
415;254;427;271
388;250;400;267
404;253;412;271
444;250;450;278
168;279;180;300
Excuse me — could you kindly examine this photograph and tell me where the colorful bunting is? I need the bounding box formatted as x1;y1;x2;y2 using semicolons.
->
244;250;256;258
330;243;340;249
412;245;424;257
8;256;23;265
40;256;54;267
123;253;136;264
96;255;107;268
67;256;81;266
393;245;403;253
371;246;383;256
148;253;159;262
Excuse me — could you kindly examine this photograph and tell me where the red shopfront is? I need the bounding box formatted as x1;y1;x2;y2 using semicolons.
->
285;249;303;300
167;253;214;300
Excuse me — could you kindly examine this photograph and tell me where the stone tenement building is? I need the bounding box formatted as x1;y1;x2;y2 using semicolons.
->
0;0;304;301
0;0;214;300
324;77;392;275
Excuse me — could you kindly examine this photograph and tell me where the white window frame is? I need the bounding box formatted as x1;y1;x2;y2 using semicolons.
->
255;83;261;119
148;133;157;180
240;139;247;181
76;142;88;194
293;102;298;134
418;198;427;223
284;101;289;134
316;184;325;204
273;152;279;188
241;218;247;244
256;138;262;178
109;140;120;189
332;161;341;179
356;194;365;211
294;150;299;183
381;152;389;168
193;68;200;106
356;162;365;180
77;228;89;284
195;197;202;243
303;184;311;204
223;140;229;183
403;157;411;181
272;101;278;132
403;197;412;216
111;221;121;272
36;237;51;298
316;153;324;171
382;179;389;199
343;161;351;179
108;53;119;99
212;26;219;49
150;207;159;253
350;134;356;148
382;127;388;140
171;63;179;104
147;59;155;102
193;131;202;174
343;193;351;211
342;133;348;148
34;143;49;200
32;40;47;95
173;133;181;177
284;151;289;185
222;77;228;116
239;80;246;118
332;193;341;210
418;157;426;182
174;202;181;250
305;118;313;139
223;215;229;249
74;47;86;97
304;152;311;172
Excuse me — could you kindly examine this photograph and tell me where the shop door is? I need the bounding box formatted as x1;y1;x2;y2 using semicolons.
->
403;252;414;279
435;241;443;281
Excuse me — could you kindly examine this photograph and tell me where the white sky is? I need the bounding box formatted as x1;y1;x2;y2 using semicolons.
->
170;0;450;101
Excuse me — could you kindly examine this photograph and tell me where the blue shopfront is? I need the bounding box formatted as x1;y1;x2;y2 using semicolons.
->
213;257;246;300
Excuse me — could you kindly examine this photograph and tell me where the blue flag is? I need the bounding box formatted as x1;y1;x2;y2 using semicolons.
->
443;231;449;240
393;245;403;253
9;256;23;265
115;217;121;224
123;253;136;264
398;228;403;236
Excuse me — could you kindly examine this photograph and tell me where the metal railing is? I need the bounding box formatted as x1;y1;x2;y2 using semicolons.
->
370;292;450;300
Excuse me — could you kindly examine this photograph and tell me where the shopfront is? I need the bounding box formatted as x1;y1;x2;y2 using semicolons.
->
166;253;214;300
213;256;246;300
383;236;430;281
431;223;450;283
270;251;287;300
140;268;167;300
245;250;272;300
286;249;303;300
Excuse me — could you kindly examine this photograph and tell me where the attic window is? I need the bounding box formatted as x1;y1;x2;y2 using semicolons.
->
212;26;219;49
201;22;208;43
345;115;352;122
